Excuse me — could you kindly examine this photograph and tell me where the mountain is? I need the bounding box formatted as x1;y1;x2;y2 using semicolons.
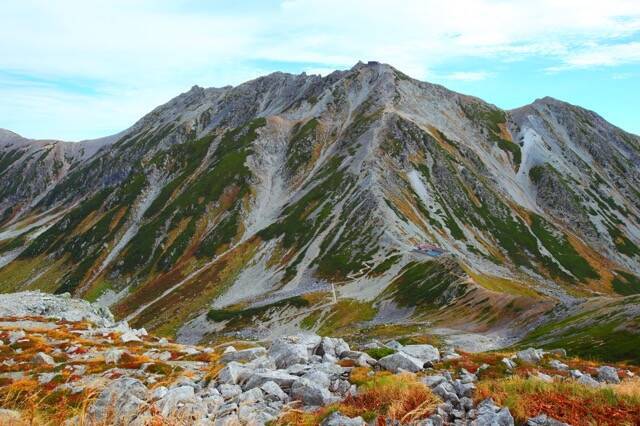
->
1;61;639;357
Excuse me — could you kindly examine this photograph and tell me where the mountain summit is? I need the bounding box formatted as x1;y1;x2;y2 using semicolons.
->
1;62;639;353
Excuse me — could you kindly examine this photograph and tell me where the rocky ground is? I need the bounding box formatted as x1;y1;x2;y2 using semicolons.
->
0;292;639;425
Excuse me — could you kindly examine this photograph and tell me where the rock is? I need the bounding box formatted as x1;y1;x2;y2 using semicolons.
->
340;350;377;367
181;347;200;356
361;341;384;350
378;352;424;373
0;291;115;327
89;377;148;424
237;387;263;403
330;378;352;396
425;414;445;426
502;358;516;370
8;330;26;344
577;374;600;388
268;339;310;368
517;348;544;364
104;348;125;364
120;331;142;343
158;337;169;345
423;374;447;388
302;370;331;388
459;369;477;383
238;402;277;424
218;384;242;399
243;355;276;370
217;362;250;385
385;340;403;350
320;411;366;426
548;360;568;371
570;369;583;379
453;380;476;398
261;380;288;402
460;396;474;411
399;344;440;363
597;366;620;384
291;378;339;406
221;347;267;363
38;372;56;384
433;382;460;405
32;352;55;365
526;414;570;426
223;345;236;354
156;385;198;417
536;372;553;383
474;398;514;426
242;370;300;390
151;386;168;401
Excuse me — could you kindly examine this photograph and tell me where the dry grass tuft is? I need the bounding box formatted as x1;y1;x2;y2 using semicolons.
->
277;371;440;425
475;376;640;425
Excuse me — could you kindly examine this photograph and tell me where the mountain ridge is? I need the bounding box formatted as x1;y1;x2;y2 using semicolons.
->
1;61;638;357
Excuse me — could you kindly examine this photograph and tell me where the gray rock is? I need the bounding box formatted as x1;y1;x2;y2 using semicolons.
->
38;372;56;384
423;375;447;388
474;398;514;426
156;385;198;417
453;380;476;398
502;357;516;370
378;351;424;373
220;347;267;363
301;370;331;388
151;386;168;401
597;366;620;384
578;374;601;387
526;414;570;426
218;383;242;399
32;352;55;365
89;377;148;424
237;387;263;404
433;382;460;405
104;348;125;365
385;340;403;350
548;360;568;371
399;344;440;363
536;372;553;383
244;355;276;370
261;380;288;402
238;402;277;424
320;411;366;426
217;362;250;385
242;370;300;390
291;378;339;406
8;330;26;344
517;348;544;364
570;369;583;379
268;340;310;368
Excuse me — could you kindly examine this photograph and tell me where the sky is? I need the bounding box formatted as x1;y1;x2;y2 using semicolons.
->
1;0;639;140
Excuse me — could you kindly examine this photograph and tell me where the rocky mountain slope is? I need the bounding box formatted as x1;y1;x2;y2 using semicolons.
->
0;62;639;357
0;291;638;425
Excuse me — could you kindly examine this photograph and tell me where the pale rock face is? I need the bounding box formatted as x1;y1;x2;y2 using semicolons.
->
597;366;620;384
32;352;55;365
377;352;424;373
89;378;148;424
399;344;440;363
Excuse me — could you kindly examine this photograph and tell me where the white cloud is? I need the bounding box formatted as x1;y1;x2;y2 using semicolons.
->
562;42;640;68
1;0;640;139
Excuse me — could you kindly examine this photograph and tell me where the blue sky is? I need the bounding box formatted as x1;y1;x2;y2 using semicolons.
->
1;0;639;140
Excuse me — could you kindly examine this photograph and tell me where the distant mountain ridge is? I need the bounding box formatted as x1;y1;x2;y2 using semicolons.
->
0;61;638;353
